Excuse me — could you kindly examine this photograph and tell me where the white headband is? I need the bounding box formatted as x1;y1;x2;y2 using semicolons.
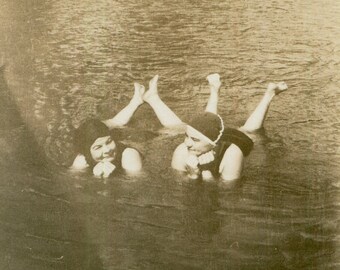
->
213;114;224;144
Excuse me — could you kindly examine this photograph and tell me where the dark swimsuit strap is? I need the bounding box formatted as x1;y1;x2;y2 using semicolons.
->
197;128;254;177
112;142;127;170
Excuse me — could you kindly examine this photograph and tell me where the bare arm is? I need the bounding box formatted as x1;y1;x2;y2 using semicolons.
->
218;144;244;181
121;148;142;172
71;154;89;170
171;143;189;171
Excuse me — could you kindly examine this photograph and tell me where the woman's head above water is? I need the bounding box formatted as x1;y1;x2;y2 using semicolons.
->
184;112;225;155
74;119;117;166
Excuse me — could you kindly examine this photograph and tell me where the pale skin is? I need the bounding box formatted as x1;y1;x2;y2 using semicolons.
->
72;74;216;176
143;74;288;182
72;83;145;176
72;74;288;180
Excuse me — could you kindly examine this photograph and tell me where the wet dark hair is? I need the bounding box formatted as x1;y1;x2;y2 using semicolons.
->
74;119;111;166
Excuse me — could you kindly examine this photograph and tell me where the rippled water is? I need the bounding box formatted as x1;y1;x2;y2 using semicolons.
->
0;0;339;269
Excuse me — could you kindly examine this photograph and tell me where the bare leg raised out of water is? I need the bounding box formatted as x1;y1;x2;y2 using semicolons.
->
219;82;288;182
143;75;183;127
103;83;145;129
240;82;288;132
205;73;222;114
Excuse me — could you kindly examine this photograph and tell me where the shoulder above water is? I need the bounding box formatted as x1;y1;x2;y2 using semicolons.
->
71;154;89;170
121;147;142;172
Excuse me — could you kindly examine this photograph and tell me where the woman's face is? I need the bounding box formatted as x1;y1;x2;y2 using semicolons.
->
184;126;214;156
90;136;117;162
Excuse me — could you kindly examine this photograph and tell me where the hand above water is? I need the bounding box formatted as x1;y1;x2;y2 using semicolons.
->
197;150;215;165
93;161;116;178
185;155;200;179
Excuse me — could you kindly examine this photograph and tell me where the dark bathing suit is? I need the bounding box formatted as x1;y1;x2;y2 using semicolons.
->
110;142;126;171
101;128;141;172
198;128;254;178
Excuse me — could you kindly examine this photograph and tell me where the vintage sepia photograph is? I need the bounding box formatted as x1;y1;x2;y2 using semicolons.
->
0;0;339;269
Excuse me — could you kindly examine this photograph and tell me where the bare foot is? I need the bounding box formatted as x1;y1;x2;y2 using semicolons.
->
132;83;145;106
267;82;288;95
143;75;159;103
207;73;221;94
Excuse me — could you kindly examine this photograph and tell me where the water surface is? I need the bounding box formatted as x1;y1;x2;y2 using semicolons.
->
0;0;339;269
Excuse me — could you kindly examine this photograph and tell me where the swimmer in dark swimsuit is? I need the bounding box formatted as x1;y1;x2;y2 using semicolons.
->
71;83;145;177
143;74;288;182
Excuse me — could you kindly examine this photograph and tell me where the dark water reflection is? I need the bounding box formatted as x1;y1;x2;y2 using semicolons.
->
0;0;339;269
